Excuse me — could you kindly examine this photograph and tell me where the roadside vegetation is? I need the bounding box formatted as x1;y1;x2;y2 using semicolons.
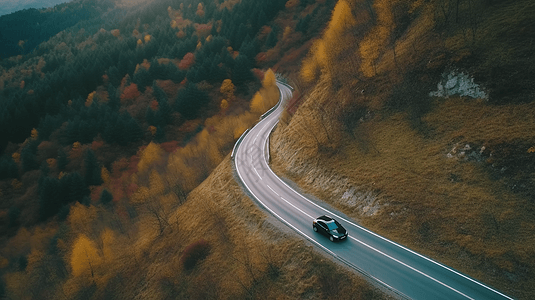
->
271;0;535;299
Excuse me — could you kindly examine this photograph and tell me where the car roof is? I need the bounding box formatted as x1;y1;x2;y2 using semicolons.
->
317;215;333;222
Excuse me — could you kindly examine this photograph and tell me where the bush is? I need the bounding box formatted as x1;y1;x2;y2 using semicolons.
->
181;239;211;271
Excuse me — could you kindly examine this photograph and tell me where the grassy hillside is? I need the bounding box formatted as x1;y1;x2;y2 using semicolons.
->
271;0;535;299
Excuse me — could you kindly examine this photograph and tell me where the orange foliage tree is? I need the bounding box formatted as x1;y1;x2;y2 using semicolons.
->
176;30;186;38
285;0;300;9
120;83;141;103
85;91;96;107
195;23;212;37
178;53;195;70
196;3;205;17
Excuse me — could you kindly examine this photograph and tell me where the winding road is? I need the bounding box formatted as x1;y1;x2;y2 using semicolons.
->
233;82;513;300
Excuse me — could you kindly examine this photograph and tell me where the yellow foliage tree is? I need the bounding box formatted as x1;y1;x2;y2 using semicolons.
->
220;79;235;100
148;125;157;136
11;179;22;190
132;186;150;204
68;202;98;237
301;0;359;83
282;26;292;41
149;169;165;196
101;166;110;184
12;152;20;163
47;158;56;169
234;124;248;139
324;0;356;39
73;141;81;150
100;228;115;262
30;128;38;139
220;99;229;110
300;57;320;82
137;39;143;46
26;248;43;273
144;35;151;43
263;69;276;88
85;91;95;107
250;92;265;113
359;0;398;77
137;142;165;173
70;234;103;277
196;41;202;50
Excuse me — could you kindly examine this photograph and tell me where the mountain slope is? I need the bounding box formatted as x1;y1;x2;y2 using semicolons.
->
0;0;70;17
270;0;535;299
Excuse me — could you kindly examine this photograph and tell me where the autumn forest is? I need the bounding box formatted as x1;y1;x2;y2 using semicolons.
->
0;0;383;298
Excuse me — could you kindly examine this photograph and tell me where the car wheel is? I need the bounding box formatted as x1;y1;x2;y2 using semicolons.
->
329;236;334;242
313;226;318;232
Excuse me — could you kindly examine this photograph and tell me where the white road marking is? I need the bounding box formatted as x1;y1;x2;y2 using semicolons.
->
254;167;262;180
280;197;314;219
236;166;335;257
348;236;473;299
266;184;279;197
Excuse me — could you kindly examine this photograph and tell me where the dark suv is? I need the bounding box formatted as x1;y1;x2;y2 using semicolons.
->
313;215;348;242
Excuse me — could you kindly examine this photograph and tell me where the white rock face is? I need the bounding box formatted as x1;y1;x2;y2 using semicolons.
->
430;71;488;99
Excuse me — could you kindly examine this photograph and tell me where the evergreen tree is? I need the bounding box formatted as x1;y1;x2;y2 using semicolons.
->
39;176;61;221
107;66;122;86
265;29;278;48
107;85;120;111
57;148;69;171
60;172;89;204
21;140;39;172
8;206;21;227
154;125;165;142
100;189;113;205
38;161;50;187
232;54;254;86
239;38;257;60
0;157;18;179
133;68;152;92
123;113;143;145
83;149;102;186
174;83;211;120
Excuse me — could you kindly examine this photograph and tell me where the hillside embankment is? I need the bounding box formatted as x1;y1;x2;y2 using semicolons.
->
270;0;535;299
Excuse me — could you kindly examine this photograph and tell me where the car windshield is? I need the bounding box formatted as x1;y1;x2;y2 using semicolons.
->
326;221;338;231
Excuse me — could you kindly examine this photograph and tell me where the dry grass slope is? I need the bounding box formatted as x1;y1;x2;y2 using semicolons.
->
128;157;391;300
271;0;535;299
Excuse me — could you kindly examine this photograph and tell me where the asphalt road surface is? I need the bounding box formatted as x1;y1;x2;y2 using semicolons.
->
233;82;513;300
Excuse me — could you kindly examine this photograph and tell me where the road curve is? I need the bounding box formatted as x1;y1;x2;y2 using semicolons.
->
233;81;513;300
